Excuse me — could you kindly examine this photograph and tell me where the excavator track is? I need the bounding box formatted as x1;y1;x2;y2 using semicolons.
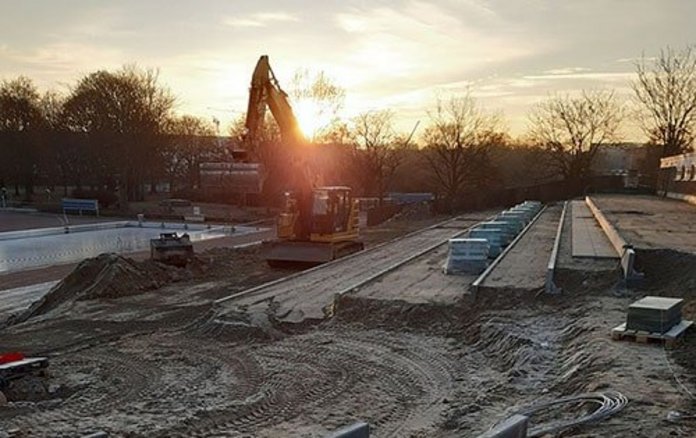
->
263;240;364;268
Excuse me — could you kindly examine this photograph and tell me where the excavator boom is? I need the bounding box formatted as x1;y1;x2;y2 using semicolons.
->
244;55;304;147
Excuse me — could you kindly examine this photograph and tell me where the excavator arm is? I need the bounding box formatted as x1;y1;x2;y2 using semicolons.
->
244;55;304;147
244;55;313;238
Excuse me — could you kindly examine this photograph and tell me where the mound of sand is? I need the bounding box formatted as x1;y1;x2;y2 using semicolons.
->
13;254;182;322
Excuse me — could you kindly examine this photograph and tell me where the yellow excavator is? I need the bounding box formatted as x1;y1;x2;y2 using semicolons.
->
243;55;364;266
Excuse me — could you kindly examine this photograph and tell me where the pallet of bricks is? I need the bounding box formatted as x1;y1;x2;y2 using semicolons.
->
612;296;693;349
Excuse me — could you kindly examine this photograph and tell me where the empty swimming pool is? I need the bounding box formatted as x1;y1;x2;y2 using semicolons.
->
0;221;258;273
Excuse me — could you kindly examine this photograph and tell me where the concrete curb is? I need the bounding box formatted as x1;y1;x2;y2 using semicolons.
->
584;196;643;285
545;201;568;294
214;213;490;307
333;215;495;299
660;191;696;206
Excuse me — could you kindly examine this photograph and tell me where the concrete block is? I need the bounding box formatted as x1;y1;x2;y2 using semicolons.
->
627;296;683;333
327;422;369;438
469;228;504;257
445;238;489;274
495;215;525;232
500;211;529;222
478;414;528;438
510;206;537;219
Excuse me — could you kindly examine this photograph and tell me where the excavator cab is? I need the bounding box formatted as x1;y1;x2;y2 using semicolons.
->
311;187;351;234
265;187;364;267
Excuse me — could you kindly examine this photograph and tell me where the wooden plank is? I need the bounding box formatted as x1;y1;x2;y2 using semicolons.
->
571;201;618;259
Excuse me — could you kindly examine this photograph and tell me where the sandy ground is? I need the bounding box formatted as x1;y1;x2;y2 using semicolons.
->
592;194;696;253
352;244;475;305
216;215;493;324
481;204;562;290
2;199;696;437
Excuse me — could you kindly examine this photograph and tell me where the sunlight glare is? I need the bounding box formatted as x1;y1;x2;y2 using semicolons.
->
293;98;333;139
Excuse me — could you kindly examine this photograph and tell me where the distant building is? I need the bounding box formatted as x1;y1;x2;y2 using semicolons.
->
592;143;648;176
593;143;659;189
658;152;696;204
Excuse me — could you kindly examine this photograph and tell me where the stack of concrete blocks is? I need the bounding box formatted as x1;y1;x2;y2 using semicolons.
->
469;228;505;258
512;202;541;217
444;238;489;275
479;221;517;245
510;206;535;220
497;211;527;232
626;296;684;334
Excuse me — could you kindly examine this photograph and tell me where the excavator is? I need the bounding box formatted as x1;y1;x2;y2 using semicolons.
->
243;55;364;266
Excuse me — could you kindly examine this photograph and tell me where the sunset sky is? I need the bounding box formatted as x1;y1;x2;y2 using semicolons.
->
1;0;694;138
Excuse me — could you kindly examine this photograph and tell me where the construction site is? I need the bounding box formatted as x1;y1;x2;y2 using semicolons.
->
0;189;695;437
1;8;696;434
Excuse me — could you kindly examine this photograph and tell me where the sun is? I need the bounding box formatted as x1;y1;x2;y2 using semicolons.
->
293;98;333;140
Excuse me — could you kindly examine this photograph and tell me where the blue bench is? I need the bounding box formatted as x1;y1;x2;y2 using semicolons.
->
62;198;99;216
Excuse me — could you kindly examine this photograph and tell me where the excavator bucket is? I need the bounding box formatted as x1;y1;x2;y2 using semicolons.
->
262;240;364;267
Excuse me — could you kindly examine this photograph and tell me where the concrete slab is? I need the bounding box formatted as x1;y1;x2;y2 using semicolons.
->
353;244;476;304
592;194;696;253
571;201;618;259
557;202;618;273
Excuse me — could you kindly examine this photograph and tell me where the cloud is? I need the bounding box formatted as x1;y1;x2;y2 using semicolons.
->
543;67;592;75
0;42;124;79
616;56;656;64
331;1;550;92
222;12;299;28
524;72;635;82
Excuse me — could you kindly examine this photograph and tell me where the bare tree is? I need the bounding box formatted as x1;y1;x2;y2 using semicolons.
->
63;66;175;206
421;93;500;207
633;46;696;157
164;115;217;190
289;70;345;142
528;90;623;188
350;110;407;203
0;76;46;198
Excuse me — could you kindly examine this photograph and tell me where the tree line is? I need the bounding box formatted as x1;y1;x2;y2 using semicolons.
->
0;66;224;208
1;45;695;211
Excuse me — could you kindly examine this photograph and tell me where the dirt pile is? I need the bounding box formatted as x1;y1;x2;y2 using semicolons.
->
635;249;696;301
10;254;179;320
334;295;477;337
